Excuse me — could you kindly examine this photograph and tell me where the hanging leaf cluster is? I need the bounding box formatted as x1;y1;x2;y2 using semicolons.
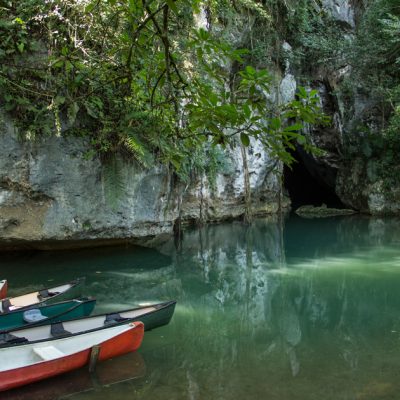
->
0;0;328;175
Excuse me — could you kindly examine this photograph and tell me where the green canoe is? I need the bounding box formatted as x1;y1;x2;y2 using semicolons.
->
3;300;176;346
0;298;96;332
0;278;85;314
133;300;177;331
76;299;177;332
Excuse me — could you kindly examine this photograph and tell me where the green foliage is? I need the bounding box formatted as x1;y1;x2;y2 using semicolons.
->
280;0;400;189
349;1;399;100
186;29;328;165
0;0;328;180
235;0;272;21
341;0;400;187
282;0;352;72
378;104;400;189
346;128;400;191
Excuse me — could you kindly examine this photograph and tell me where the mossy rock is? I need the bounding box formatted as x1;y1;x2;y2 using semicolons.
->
295;204;357;218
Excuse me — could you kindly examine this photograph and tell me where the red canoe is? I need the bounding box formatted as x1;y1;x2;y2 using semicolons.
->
0;280;7;299
0;321;144;392
1;352;146;400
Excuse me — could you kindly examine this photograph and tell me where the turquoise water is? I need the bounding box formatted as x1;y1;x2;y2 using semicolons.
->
2;215;400;400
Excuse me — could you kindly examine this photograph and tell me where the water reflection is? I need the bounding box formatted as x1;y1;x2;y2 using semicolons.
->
2;215;400;399
3;352;146;400
153;216;400;399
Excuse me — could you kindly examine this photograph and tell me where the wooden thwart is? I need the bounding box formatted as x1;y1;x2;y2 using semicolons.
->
89;344;101;372
33;346;65;361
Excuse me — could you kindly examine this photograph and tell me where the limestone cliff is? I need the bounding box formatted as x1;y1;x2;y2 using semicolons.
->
0;113;285;250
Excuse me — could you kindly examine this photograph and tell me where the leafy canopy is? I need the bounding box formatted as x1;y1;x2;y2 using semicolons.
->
0;0;328;178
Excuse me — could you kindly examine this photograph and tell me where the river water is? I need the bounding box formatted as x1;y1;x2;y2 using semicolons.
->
2;215;400;400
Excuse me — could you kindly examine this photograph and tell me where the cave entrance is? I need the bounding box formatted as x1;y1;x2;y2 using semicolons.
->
283;147;345;210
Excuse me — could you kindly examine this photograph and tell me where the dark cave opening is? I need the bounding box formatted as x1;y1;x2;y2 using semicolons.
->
283;147;345;210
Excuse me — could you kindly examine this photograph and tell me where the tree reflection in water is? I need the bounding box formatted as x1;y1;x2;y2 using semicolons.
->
3;216;400;399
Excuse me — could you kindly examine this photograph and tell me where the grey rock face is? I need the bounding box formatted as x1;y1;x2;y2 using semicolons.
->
337;160;400;215
0;116;283;249
0;117;177;246
280;73;297;104
181;139;285;223
321;0;355;28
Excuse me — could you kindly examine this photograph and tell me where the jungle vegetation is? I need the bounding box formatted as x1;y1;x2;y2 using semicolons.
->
0;0;398;184
0;0;327;181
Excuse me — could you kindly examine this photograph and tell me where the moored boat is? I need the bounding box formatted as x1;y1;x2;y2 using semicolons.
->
1;352;146;400
5;300;176;344
0;280;7;299
0;321;144;392
0;298;96;332
0;278;85;314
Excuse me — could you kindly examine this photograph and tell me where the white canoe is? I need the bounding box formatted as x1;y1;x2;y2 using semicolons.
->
0;278;85;314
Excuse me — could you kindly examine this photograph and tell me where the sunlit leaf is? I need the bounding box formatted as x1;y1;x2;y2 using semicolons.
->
240;132;250;147
166;0;178;14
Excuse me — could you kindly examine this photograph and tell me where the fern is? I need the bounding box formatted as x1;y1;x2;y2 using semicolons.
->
124;133;153;169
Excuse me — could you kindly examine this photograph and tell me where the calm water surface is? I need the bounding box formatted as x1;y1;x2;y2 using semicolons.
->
2;215;400;400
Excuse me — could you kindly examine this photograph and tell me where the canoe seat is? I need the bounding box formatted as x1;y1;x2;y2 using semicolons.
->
0;333;28;346
50;322;72;338
104;313;129;326
23;309;48;323
38;289;60;300
33;346;65;361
